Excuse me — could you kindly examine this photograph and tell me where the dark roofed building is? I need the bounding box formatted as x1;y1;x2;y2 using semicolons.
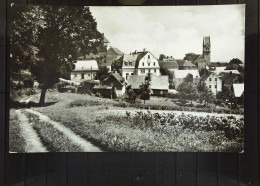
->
103;73;126;96
177;60;197;70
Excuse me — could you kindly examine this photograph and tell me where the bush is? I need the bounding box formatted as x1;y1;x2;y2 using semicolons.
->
67;99;102;107
23;79;34;88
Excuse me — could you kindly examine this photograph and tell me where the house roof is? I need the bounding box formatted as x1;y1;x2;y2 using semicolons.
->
127;75;146;89
173;70;200;79
127;75;169;90
109;47;124;55
104;73;125;85
73;60;99;71
150;76;169;90
103;36;109;43
159;61;179;69
182;60;196;67
233;84;244;97
200;72;216;81
122;54;139;68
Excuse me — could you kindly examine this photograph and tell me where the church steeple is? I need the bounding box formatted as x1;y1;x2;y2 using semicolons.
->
202;36;211;63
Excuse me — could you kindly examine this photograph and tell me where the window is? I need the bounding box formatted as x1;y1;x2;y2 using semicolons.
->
142;62;144;66
215;85;217;88
131;73;134;75
209;78;212;81
81;73;84;79
215;78;217;81
88;73;90;77
154;69;156;73
124;62;128;66
153;62;155;66
209;85;211;88
148;63;150;66
148;55;150;59
129;62;132;66
126;73;129;80
141;69;145;73
74;73;77;78
148;69;151;73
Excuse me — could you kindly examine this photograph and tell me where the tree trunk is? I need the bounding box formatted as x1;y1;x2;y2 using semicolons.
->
39;87;47;105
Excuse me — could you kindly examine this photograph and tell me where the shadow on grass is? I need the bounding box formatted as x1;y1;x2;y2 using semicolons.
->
10;101;58;109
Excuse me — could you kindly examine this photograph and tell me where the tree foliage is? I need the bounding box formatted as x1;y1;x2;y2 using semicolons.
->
198;82;215;106
96;66;109;80
139;80;151;104
177;74;198;105
183;53;198;61
11;5;102;104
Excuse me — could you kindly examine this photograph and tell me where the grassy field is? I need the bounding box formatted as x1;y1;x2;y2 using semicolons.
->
30;91;243;152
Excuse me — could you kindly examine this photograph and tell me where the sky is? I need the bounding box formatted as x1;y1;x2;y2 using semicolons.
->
90;5;245;62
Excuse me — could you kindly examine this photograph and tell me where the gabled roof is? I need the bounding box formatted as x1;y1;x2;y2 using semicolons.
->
108;47;124;55
104;73;125;85
122;54;139;68
183;60;196;67
127;75;146;89
103;36;109;43
233;84;244;97
127;75;169;90
200;72;217;81
150;76;169;90
173;70;200;79
73;60;99;71
159;61;179;69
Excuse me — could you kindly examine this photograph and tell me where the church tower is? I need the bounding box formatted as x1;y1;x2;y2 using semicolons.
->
202;36;211;63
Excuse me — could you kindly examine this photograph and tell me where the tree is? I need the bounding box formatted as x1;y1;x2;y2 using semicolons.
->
125;85;137;103
11;5;102;104
177;74;198;105
96;66;109;80
160;66;173;86
139;80;151;104
225;58;243;70
198;82;215;106
159;54;166;61
183;53;198;61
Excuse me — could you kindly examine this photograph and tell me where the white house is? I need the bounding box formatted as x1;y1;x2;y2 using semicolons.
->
121;54;138;80
200;72;222;95
70;60;99;81
173;70;200;89
135;51;160;76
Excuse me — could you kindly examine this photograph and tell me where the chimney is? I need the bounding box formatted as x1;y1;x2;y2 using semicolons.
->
143;48;146;52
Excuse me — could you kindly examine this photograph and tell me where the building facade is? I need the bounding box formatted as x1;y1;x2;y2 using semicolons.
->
202;36;211;63
70;60;99;81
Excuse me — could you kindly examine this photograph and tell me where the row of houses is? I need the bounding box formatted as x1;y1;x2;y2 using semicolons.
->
69;35;244;100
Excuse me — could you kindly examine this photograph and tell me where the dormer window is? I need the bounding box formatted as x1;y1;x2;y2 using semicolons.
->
148;55;150;59
209;78;212;81
125;62;128;66
142;62;144;66
153;62;155;66
129;62;132;66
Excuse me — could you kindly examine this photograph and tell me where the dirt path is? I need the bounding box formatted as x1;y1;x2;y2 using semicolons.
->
25;109;102;152
15;110;48;152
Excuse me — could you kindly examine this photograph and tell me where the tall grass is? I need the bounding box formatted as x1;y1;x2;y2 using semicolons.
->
25;112;82;152
9;110;26;152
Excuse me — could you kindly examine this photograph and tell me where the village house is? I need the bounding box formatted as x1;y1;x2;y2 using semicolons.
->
219;71;243;88
112;49;160;80
176;60;197;70
172;69;200;89
103;73;126;96
159;58;179;71
200;72;222;95
105;47;124;71
70;60;99;81
127;75;169;96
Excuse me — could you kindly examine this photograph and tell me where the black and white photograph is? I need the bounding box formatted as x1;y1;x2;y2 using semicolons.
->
9;4;245;152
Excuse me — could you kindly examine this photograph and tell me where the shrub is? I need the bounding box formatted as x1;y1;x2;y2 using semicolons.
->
67;99;102;107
